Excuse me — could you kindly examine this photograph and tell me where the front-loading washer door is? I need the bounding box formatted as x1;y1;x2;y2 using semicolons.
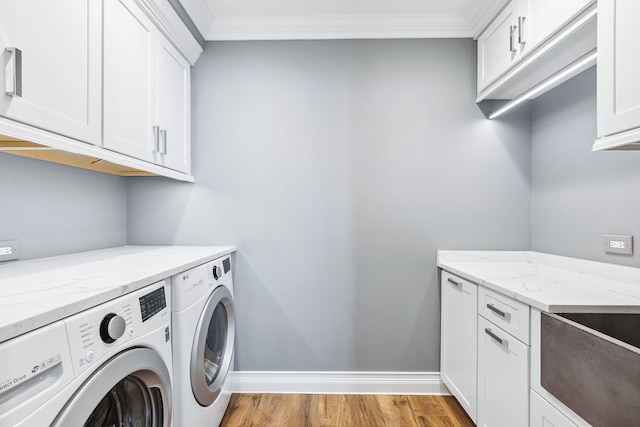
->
52;348;172;427
191;284;235;406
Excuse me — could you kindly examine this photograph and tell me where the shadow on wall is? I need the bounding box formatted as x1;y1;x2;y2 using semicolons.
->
232;251;325;370
126;177;194;245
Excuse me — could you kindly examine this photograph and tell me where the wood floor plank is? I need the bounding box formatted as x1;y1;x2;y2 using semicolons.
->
440;395;475;427
307;394;345;427
219;393;475;427
375;395;419;427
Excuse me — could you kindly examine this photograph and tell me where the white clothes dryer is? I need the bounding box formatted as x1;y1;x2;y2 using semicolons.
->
171;255;235;427
0;280;173;427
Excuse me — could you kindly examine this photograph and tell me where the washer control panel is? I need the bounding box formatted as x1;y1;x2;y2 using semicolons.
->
64;280;170;377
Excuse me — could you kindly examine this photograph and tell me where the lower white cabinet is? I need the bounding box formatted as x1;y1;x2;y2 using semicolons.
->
441;271;531;426
477;316;530;427
440;271;477;422
530;390;578;427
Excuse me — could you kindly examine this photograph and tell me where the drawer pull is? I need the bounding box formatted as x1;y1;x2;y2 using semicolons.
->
152;125;160;153
160;129;167;155
5;47;22;97
447;277;463;289
518;16;526;44
487;303;511;321
509;25;517;53
485;328;509;349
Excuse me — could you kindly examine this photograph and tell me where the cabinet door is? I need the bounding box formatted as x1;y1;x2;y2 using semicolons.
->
525;0;591;50
597;0;640;138
477;317;529;427
156;36;191;173
530;391;578;427
103;0;156;162
0;0;101;144
440;272;477;422
477;0;521;92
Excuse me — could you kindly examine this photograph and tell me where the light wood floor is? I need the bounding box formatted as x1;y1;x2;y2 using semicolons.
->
220;394;475;426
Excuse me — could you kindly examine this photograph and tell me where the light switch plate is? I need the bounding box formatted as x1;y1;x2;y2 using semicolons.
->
0;240;19;262
604;235;633;255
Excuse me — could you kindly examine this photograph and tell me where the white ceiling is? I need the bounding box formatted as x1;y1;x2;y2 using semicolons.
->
179;0;506;41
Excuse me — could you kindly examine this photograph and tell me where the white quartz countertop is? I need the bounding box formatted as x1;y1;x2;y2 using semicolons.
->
437;251;640;314
0;245;236;343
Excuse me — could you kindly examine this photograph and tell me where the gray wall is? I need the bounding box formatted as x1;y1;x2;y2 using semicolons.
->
0;153;127;260
127;39;532;371
531;67;640;266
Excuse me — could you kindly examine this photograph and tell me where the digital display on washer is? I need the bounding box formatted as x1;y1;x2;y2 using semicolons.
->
139;287;166;322
223;257;231;274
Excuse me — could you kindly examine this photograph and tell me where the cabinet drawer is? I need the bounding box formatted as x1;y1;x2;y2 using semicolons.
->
479;286;530;344
442;271;477;295
530;390;578;427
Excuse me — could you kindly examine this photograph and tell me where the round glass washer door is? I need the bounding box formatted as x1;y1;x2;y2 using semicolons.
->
191;284;235;406
53;347;172;427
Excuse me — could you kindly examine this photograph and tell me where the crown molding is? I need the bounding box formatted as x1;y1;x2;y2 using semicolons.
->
176;0;215;37
204;14;478;41
136;0;203;64
470;0;510;38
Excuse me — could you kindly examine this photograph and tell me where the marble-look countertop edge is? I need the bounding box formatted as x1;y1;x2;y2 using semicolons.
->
437;253;640;314
0;245;237;343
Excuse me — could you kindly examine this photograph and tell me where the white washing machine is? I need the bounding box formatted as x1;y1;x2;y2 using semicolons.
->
171;255;235;427
0;280;173;426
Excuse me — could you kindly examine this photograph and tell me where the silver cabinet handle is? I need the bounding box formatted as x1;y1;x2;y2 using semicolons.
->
152;125;160;153
447;277;463;289
518;16;526;44
509;25;517;53
485;328;509;348
5;47;22;97
160;129;167;155
487;303;511;321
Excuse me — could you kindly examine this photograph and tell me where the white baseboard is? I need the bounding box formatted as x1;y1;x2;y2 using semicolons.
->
227;371;450;395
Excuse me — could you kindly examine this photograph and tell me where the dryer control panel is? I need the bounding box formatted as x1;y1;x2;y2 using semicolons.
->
65;280;170;377
172;255;233;311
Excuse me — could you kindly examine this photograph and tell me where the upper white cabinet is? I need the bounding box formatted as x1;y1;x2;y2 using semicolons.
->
594;0;640;150
0;0;200;180
440;271;478;422
156;37;191;173
526;0;591;49
0;0;101;144
104;0;191;174
476;0;595;100
477;0;526;92
104;0;157;164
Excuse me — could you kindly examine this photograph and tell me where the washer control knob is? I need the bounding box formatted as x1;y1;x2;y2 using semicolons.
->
100;313;126;343
212;265;222;280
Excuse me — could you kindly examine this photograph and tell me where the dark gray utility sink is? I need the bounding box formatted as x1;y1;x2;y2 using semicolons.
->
541;313;640;427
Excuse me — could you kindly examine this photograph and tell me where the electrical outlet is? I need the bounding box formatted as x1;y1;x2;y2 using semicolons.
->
604;235;633;255
0;240;19;262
